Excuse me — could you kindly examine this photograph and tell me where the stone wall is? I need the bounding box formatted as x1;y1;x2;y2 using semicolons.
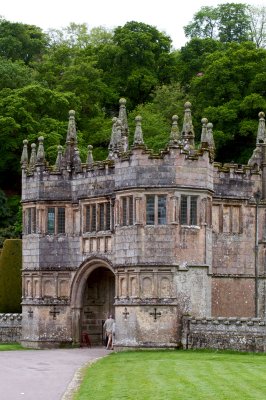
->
0;314;22;343
182;316;266;352
212;277;255;317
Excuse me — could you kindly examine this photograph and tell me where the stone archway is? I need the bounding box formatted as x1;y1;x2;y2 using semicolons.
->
70;258;115;346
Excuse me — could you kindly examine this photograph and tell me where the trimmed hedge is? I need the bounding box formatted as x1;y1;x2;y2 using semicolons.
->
0;239;22;312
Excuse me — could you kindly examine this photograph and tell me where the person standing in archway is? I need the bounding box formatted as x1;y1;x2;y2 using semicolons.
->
103;314;115;350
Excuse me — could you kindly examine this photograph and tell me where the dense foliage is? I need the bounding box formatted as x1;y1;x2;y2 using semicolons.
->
0;3;265;242
0;239;22;312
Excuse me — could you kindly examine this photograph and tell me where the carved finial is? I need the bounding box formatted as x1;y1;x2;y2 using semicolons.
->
133;116;144;146
119;98;129;152
55;145;63;171
119;98;126;106
87;145;94;166
248;111;265;167
73;147;82;172
206;122;215;149
200;118;208;144
248;146;262;168
108;117;117;159
20;139;28;167
181;101;195;148
66;110;77;143
36;136;45;164
64;110;79;171
29;143;37;170
114;118;122;151
119;98;129;144
169;115;180;146
256;111;266;144
108;117;117;151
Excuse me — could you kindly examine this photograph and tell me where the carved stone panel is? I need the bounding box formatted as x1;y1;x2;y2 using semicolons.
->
141;276;153;298
159;276;171;298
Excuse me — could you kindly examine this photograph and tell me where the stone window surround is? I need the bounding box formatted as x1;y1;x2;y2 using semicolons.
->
114;191;209;227
47;206;65;234
83;200;112;233
121;195;134;226
23;203;72;235
180;194;198;226
145;194;167;225
23;206;36;234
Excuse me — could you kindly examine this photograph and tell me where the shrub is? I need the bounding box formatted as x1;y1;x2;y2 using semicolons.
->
0;239;22;312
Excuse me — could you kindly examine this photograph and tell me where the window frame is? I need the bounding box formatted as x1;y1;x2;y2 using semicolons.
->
85;202;111;233
47;206;66;234
24;207;36;234
180;195;198;226
121;196;134;226
146;194;167;226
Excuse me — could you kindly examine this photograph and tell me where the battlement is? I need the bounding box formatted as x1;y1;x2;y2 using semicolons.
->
189;316;265;327
182;316;266;352
0;313;22;323
21;101;266;204
20;101;215;193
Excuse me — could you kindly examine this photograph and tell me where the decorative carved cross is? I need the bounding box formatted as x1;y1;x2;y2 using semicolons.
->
150;308;161;321
123;307;129;320
28;307;33;318
49;305;60;320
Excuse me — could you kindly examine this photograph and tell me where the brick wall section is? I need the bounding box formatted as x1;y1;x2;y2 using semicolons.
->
182;316;266;352
0;314;22;343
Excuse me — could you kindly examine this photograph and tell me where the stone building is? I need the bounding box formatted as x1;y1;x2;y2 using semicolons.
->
20;100;266;349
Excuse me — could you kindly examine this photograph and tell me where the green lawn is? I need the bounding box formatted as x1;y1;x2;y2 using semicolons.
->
0;343;25;351
74;350;266;400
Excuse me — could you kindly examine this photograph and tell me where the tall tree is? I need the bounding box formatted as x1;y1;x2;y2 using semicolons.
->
184;3;251;44
176;38;223;87
188;41;266;162
0;84;77;189
247;5;266;48
184;6;219;40
0;18;48;63
218;3;251;43
97;21;178;109
0;58;34;89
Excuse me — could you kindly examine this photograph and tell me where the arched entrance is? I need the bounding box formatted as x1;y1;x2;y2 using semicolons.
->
70;258;115;346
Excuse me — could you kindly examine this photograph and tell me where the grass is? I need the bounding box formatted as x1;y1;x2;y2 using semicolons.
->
74;349;266;400
0;343;25;351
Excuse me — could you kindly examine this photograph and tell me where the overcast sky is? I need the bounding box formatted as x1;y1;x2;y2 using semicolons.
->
0;0;264;49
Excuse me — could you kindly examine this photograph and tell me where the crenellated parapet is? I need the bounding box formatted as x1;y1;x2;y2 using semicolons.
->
20;100;220;203
0;314;22;343
182;316;266;352
21;101;266;197
213;161;262;199
21;100;215;171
